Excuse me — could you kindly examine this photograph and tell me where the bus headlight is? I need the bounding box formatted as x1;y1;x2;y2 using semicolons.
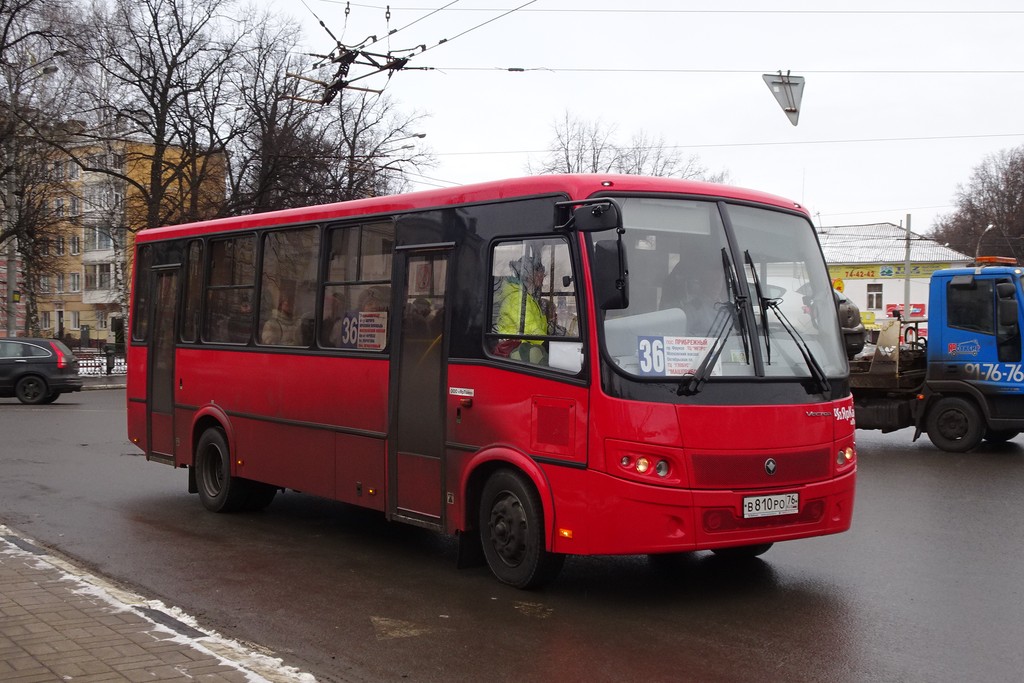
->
655;460;670;477
635;457;650;474
836;446;855;465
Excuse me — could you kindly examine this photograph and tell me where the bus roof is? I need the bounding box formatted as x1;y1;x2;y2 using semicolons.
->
135;174;808;242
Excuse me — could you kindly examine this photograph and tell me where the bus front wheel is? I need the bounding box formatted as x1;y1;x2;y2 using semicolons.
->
925;397;984;452
479;469;564;589
195;428;249;513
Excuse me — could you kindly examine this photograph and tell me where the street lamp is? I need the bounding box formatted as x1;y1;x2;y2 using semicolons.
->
975;223;996;262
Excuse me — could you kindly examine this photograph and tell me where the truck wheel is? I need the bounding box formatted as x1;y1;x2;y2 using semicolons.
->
926;397;984;452
479;469;564;588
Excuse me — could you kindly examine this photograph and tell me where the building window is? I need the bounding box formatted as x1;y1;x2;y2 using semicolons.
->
40;311;51;329
867;283;883;310
56;274;65;293
56;237;65;255
96;311;108;330
70;310;80;330
54;197;64;217
85;263;112;290
70;235;81;255
39;276;50;293
85;225;113;251
70;272;81;292
70;197;81;215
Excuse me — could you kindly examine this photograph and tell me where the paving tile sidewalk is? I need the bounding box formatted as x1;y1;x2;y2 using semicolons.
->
0;527;314;682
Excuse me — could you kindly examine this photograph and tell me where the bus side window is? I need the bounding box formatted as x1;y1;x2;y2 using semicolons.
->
487;238;581;371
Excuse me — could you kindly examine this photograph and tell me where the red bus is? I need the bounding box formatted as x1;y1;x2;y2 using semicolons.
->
127;174;856;587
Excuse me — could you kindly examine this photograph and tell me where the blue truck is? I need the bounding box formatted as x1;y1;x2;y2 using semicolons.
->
850;257;1024;451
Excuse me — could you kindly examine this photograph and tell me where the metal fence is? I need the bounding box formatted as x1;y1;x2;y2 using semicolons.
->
76;355;127;376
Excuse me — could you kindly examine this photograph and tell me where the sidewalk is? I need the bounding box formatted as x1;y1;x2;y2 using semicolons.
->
80;374;127;391
0;526;315;682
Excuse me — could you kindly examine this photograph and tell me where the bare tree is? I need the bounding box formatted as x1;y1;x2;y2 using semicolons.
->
932;146;1024;259
62;0;244;230
0;0;74;333
530;112;620;174
531;111;729;182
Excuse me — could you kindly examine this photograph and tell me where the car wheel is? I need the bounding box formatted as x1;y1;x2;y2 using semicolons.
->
40;392;60;404
195;427;248;513
15;376;48;405
711;543;774;559
926;397;984;452
479;469;564;588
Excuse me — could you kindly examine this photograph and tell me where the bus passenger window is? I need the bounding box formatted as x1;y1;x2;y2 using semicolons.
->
258;227;318;347
319;222;395;352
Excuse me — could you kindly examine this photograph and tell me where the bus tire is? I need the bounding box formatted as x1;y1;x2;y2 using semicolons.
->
479;469;564;589
925;397;984;452
711;543;774;559
195;428;248;513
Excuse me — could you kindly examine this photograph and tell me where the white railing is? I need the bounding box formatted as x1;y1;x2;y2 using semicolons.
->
76;355;127;376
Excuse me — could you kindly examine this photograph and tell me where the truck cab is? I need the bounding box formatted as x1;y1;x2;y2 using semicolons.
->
921;260;1023;450
850;257;1024;451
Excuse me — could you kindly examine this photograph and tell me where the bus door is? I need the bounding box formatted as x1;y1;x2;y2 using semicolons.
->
389;247;451;529
147;266;179;463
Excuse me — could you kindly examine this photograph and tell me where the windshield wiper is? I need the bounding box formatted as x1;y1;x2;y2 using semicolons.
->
764;298;831;394
678;249;748;396
744;250;772;364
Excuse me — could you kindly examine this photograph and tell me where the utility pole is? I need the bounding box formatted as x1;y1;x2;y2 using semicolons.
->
903;213;912;322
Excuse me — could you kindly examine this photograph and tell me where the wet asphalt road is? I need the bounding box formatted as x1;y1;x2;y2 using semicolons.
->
1;389;1023;682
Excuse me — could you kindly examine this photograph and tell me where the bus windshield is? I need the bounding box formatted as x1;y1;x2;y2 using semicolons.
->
599;197;846;383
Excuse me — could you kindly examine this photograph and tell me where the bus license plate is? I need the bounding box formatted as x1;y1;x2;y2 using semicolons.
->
742;492;799;518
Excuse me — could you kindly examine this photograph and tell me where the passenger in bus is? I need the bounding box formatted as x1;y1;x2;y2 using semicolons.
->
406;297;435;340
261;294;304;346
495;255;548;364
660;256;727;337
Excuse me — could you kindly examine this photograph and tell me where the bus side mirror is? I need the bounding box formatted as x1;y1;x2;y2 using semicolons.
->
594;239;629;310
574;201;621;232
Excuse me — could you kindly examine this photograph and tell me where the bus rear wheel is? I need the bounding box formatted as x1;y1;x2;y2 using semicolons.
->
195;428;249;513
479;469;564;589
925;397;984;452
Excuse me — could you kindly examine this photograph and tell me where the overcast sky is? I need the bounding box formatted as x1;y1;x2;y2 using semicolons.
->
251;1;1024;234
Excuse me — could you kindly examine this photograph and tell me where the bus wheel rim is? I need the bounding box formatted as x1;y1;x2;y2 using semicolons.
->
489;491;527;568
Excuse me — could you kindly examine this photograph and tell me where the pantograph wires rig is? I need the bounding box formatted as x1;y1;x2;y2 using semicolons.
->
286;0;537;104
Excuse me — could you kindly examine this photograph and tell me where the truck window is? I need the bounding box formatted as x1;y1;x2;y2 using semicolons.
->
947;280;994;334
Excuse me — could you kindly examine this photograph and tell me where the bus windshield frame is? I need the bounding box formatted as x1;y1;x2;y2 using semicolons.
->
594;195;846;386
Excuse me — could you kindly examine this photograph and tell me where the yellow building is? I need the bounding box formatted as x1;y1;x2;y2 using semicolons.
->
33;141;225;346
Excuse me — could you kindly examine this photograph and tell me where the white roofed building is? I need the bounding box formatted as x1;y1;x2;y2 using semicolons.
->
817;223;971;336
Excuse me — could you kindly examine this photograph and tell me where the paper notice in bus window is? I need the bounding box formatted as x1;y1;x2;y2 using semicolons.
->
357;311;388;350
636;336;715;377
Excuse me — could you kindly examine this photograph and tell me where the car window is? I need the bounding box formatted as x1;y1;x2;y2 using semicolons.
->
0;341;16;358
25;343;49;357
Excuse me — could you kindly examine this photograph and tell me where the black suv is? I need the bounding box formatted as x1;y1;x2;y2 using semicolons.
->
0;338;83;404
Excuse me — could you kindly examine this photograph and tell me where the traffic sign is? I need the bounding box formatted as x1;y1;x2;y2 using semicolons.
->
763;71;804;126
